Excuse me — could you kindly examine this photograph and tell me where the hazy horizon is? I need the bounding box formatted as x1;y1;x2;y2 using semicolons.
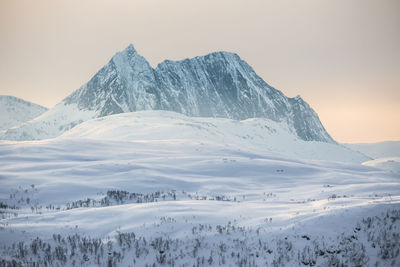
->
0;0;399;143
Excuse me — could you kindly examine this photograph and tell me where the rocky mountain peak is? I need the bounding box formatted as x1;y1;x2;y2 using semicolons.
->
0;45;335;143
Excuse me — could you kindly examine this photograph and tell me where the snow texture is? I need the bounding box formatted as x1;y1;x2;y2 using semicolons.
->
0;133;399;266
62;110;367;163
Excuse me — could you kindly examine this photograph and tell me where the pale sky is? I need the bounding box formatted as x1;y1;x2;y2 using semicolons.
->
0;0;399;143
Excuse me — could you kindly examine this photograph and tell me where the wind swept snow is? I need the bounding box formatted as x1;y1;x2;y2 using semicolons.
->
61;110;368;163
0;125;399;265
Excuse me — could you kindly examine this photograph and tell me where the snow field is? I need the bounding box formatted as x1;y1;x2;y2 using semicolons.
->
0;132;399;266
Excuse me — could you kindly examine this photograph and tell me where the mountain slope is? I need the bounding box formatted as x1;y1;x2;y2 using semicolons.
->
0;44;333;142
62;110;368;163
0;95;48;130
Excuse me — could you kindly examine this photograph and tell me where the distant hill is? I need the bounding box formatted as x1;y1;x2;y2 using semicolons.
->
345;141;400;173
344;141;400;159
0;95;48;130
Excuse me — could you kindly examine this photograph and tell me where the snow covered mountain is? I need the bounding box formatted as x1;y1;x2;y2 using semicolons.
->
62;110;368;163
0;95;48;131
0;44;334;142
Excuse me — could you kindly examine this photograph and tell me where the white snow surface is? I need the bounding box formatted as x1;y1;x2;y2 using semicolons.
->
0;102;96;141
0;112;399;265
0;95;47;131
345;141;400;173
363;157;400;173
345;141;400;159
62;110;368;163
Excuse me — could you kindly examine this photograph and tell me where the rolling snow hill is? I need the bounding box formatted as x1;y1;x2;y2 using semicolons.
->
62;110;368;163
345;141;400;159
0;95;48;130
362;157;400;173
345;141;400;173
0;136;399;266
0;44;333;142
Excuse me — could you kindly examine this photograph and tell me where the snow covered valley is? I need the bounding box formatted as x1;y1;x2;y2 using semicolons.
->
0;111;399;266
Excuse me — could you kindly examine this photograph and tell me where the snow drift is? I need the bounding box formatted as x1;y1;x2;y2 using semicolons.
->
62;110;368;163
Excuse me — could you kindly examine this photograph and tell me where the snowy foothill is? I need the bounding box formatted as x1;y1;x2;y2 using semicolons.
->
0;111;399;266
0;95;48;131
345;141;400;173
62;111;368;164
345;141;400;159
362;157;400;174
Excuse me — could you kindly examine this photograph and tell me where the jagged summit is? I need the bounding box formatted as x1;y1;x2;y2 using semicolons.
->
125;43;136;52
1;44;334;143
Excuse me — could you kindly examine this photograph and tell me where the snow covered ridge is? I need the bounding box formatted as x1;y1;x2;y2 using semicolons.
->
0;95;48;131
345;141;400;159
62;110;368;163
345;141;400;173
0;44;333;142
